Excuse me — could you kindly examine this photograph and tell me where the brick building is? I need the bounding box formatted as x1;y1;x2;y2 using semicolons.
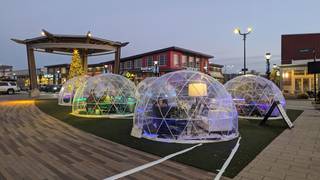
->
46;46;214;83
280;33;320;95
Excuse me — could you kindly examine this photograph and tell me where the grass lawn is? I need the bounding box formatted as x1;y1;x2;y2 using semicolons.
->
35;99;303;178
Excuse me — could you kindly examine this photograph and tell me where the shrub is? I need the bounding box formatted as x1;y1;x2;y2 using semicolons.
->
297;93;309;99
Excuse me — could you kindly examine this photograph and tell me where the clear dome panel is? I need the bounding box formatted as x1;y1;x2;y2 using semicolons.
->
58;76;89;106
131;70;238;143
224;75;286;119
135;77;157;99
72;73;137;118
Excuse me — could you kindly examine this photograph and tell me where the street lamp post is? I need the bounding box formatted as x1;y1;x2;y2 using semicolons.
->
154;60;159;77
234;27;253;75
104;64;109;73
56;70;60;85
265;52;271;79
204;66;208;74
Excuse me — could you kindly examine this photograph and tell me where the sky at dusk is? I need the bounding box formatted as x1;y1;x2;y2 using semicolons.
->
1;0;319;73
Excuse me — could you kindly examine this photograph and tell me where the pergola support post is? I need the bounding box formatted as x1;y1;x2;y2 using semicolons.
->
114;47;121;74
26;46;40;97
81;50;88;74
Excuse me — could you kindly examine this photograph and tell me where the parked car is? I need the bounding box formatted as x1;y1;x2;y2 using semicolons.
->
43;84;61;93
0;81;20;94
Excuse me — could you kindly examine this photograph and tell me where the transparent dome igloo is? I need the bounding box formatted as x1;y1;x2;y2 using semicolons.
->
72;73;137;118
224;75;286;119
58;76;89;106
135;77;157;99
131;70;238;143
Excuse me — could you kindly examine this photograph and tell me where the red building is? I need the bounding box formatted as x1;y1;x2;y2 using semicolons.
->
282;33;320;64
45;46;213;83
101;46;213;80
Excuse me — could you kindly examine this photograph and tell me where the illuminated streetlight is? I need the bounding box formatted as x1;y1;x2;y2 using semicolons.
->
104;64;109;73
233;27;253;75
265;52;271;79
87;31;92;37
41;31;46;36
154;61;159;77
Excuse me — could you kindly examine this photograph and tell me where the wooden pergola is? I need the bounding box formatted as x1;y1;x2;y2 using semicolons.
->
12;29;128;96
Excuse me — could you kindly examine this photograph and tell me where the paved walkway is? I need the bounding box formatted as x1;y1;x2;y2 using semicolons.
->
235;100;320;180
0;98;216;180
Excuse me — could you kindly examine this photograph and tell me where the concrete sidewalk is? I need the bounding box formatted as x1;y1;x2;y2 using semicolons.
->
234;100;320;180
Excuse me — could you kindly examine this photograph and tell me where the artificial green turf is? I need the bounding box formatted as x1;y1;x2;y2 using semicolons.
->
35;99;303;178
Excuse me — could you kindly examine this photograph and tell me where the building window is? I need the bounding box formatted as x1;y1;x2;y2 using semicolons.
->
48;68;54;74
181;55;187;67
188;57;194;67
120;62;124;70
282;71;291;85
134;59;142;69
61;67;66;74
159;54;167;66
173;54;179;66
124;61;132;69
147;56;153;67
195;58;200;68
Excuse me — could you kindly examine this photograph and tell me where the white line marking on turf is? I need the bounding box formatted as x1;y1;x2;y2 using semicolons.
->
104;143;203;180
214;137;241;180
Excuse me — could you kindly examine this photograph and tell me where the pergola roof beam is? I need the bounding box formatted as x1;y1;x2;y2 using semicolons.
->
29;43;117;52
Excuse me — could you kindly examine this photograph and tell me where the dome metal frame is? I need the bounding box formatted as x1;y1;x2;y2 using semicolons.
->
131;70;239;144
72;73;137;118
225;75;286;120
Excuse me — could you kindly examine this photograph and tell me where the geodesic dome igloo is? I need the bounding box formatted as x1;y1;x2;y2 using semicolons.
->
224;75;286;119
131;70;238;143
72;73;137;118
135;77;157;99
58;76;89;106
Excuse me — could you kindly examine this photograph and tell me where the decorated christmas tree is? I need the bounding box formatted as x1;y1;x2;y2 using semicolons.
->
68;49;85;79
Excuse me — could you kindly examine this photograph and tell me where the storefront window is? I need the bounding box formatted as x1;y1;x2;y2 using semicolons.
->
120;62;124;70
159;54;167;66
283;71;291;85
124;61;132;69
134;59;142;69
195;58;200;68
188;57;194;67
295;78;302;93
61;67;66;74
173;54;179;66
181;55;187;67
147;56;153;67
303;78;309;92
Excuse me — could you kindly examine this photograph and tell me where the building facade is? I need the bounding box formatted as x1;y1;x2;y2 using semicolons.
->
208;63;224;83
46;46;214;84
12;68;45;90
280;33;320;96
115;46;213;81
0;65;13;80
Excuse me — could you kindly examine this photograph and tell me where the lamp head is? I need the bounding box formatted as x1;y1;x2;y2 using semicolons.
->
265;52;271;60
247;27;253;33
233;28;240;34
154;61;158;65
87;31;92;37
